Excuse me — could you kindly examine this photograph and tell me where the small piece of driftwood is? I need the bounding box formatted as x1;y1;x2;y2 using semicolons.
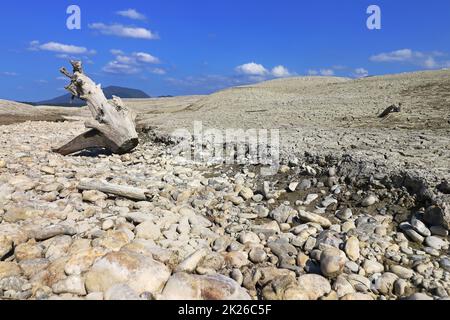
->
378;103;402;118
53;60;139;155
78;180;149;201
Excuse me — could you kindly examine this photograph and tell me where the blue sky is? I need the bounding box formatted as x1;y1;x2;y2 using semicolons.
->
0;0;449;101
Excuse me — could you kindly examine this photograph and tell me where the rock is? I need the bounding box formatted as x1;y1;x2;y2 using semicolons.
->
297;210;331;228
19;258;49;278
344;236;360;261
102;220;114;231
288;182;298;192
230;269;244;286
0;236;13;259
299;179;311;190
297;274;331;300
135;220;161;241
82;190;107;203
251;221;280;236
332;275;355;298
304;194;318;205
363;260;384;274
321;197;338;209
239;232;260;244
424;205;450;230
104;284;141;300
159;272;251;300
373;272;398;295
0;262;22;280
14;242;43;262
64;247;107;275
425;236;447;250
249;247;267;263
320;248;347;278
407;293;433;300
336;208;352;221
33;225;76;241
175;248;208;273
0;160;6;168
52;275;86;296
399;223;425;243
440;257;450;272
239;187;254;200
394;279;408;296
430;226;448;237
86;292;104;300
361;195;377;207
340;293;373;300
411;216;431;237
262;275;307;300
270;205;297;224
85;249;171;295
390;265;414;279
223;251;249;268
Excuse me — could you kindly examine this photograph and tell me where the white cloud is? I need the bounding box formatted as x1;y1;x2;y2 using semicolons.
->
307;70;319;76
354;68;369;78
103;51;161;75
235;62;268;76
1;71;18;76
370;49;413;62
89;23;158;40
103;61;140;75
271;65;292;78
29;41;94;54
110;49;124;56
370;48;448;69
116;9;146;20
320;69;335;76
133;52;160;64
151;68;166;75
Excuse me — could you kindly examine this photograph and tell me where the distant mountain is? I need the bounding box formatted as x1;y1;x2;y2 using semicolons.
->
36;86;151;107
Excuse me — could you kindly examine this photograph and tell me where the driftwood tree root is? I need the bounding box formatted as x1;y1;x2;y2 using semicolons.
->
53;60;139;155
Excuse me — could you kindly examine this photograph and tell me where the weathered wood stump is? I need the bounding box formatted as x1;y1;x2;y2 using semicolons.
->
53;61;139;155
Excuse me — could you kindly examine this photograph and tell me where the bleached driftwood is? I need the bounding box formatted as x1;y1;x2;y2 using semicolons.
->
53;61;139;155
78;179;149;201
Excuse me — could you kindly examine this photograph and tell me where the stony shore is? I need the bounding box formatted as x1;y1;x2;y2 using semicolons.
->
1;120;449;300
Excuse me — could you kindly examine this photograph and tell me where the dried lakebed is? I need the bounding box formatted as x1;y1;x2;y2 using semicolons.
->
0;120;449;300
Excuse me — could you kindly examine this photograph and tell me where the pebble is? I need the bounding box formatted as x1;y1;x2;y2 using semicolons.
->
297;274;331;300
320;248;347;278
411;216;431;237
336;208;352;221
297;210;331;228
390;265;414;279
363;260;384;274
425;236;447;251
361;195;377;207
249;247;267;263
344;236;360;261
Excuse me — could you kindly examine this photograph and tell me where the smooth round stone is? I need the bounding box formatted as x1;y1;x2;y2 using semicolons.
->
102;220;114;231
425;236;447;250
390;265;414;279
411;216;431;237
363;260;384;274
249;247;267;263
336;208;352;221
361;195;377;207
320;248;347;278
